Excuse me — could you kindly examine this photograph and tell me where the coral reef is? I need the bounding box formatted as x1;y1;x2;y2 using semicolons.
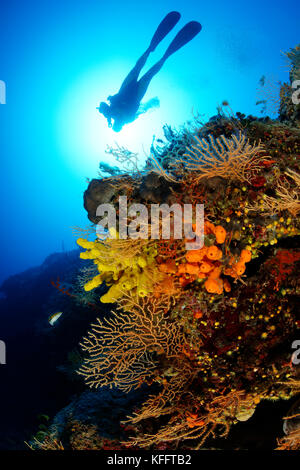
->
173;131;267;183
76;97;299;449
28;387;146;450
30;44;299;451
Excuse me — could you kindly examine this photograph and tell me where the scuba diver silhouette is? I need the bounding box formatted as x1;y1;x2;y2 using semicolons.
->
98;11;202;132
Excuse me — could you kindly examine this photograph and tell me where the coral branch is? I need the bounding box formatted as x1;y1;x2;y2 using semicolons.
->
78;293;186;392
248;169;300;216
174;131;267;182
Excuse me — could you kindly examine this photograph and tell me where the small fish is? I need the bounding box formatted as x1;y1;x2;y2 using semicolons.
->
48;311;63;326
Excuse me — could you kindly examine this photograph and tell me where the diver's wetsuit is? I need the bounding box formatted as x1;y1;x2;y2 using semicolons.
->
99;12;202;132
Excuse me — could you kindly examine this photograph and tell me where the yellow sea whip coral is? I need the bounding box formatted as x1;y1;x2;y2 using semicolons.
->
174;131;268;183
77;230;162;303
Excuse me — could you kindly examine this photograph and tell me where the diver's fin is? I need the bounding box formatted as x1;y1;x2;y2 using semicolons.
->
162;21;202;60
148;11;181;52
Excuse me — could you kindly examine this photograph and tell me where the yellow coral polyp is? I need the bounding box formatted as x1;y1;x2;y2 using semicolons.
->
240;249;252;263
77;236;160;303
209;266;222;279
185;263;200;275
234;261;246;276
215;225;227;244
223;278;231;292
186;246;207;263
176;223;227;293
177;221;251;294
205;277;224;294
77;238;95;250
84;275;103;291
100;283;123;303
206;245;222;261
119;273;137;290
79;251;95;260
137;256;147;268
199;261;214;273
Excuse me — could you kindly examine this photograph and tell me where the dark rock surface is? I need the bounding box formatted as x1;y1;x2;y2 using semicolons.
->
50;387;148;443
84;172;180;224
0;250;104;449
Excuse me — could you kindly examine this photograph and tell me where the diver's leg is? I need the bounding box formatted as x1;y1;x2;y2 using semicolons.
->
135;58;166;102
135;21;202;102
162;21;202;60
118;11;181;94
118;50;151;94
148;11;181;52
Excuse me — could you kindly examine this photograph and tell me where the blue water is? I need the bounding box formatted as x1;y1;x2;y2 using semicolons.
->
0;0;299;285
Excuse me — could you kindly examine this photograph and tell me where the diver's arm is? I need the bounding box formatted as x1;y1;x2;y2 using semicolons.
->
98;101;113;127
